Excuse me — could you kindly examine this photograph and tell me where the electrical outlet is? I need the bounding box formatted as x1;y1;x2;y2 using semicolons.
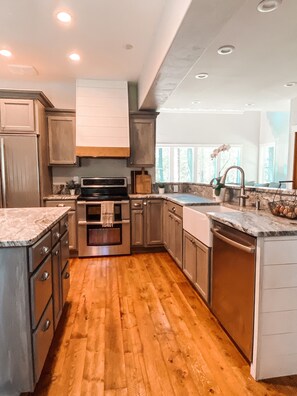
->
173;185;178;193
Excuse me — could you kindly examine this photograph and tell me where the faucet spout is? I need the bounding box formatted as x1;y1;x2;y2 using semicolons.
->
221;166;248;207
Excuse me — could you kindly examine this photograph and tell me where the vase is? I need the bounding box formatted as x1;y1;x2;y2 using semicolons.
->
69;189;75;196
158;187;165;194
215;188;226;202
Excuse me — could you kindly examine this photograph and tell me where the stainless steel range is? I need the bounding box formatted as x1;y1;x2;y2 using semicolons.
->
77;177;130;257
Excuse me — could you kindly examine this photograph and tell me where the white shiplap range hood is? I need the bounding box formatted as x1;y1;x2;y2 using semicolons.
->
76;79;130;157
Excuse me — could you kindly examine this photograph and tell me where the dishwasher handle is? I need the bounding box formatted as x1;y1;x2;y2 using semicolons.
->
211;227;255;254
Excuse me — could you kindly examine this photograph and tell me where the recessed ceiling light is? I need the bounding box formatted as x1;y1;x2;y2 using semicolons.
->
57;11;72;23
69;53;80;61
217;45;235;55
192;100;201;104
0;49;12;57
284;82;297;87
257;0;282;13
245;103;255;106
195;73;208;79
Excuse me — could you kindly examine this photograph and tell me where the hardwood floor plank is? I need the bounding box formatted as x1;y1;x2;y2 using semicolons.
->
32;253;297;396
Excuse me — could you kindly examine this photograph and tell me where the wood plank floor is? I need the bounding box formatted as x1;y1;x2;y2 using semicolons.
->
32;253;297;396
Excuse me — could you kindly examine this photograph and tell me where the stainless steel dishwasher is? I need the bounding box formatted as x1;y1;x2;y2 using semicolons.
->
211;221;256;362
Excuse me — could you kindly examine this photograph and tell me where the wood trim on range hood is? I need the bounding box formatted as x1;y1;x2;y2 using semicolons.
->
76;146;130;158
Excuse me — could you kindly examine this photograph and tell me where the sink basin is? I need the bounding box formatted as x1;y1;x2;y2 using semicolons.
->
183;205;239;247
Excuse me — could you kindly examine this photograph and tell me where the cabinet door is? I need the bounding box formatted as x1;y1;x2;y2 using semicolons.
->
61;231;69;272
174;215;183;268
163;201;169;248
68;210;77;250
183;231;197;282
0;99;35;132
128;114;156;167
146;200;163;245
48;116;76;165
167;213;175;258
52;243;62;329
131;209;144;246
194;238;210;302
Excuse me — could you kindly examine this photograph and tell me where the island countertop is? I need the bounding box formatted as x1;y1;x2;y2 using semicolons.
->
209;209;297;237
0;207;70;247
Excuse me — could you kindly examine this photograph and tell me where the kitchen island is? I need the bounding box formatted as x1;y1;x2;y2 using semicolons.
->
0;207;70;395
206;209;297;380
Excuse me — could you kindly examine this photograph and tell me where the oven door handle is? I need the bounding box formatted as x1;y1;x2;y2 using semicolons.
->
77;200;130;205
78;220;130;226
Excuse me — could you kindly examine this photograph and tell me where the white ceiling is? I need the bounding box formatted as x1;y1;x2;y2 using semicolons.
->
0;0;296;112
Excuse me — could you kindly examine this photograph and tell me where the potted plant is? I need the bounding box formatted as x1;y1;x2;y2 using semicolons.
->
66;179;79;195
158;183;165;194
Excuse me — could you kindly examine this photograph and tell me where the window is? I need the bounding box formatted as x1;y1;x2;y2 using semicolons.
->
155;144;242;183
259;143;275;183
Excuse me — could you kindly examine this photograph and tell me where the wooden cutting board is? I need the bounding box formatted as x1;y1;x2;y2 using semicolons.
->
135;169;152;193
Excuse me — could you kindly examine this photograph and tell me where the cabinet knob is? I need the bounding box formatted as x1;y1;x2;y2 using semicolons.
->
40;246;49;256
54;250;59;256
40;271;50;281
143;202;147;206
65;240;69;246
42;319;51;332
54;232;60;239
172;207;176;212
64;222;69;229
64;272;70;279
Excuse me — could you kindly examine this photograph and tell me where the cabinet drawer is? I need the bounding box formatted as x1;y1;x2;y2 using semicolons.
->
167;202;183;218
61;231;69;271
46;200;76;210
33;298;54;382
62;261;71;306
29;231;52;273
51;222;61;246
30;254;52;329
60;214;69;235
131;199;143;209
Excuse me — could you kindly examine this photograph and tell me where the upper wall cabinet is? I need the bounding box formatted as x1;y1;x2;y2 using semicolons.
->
46;109;76;165
76;79;130;157
128;111;159;167
0;99;35;132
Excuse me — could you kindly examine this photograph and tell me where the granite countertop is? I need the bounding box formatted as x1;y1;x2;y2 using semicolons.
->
44;194;80;200
129;193;217;206
0;207;70;247
208;209;297;237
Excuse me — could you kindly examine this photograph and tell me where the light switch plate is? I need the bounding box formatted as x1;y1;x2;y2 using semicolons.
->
173;185;178;192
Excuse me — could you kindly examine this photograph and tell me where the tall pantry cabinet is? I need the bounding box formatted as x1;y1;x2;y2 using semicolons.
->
0;91;53;208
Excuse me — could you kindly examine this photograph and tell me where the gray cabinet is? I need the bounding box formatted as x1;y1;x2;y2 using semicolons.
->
47;109;76;165
131;198;163;248
183;230;210;302
0;214;70;394
45;199;77;252
128;112;159;167
164;201;183;267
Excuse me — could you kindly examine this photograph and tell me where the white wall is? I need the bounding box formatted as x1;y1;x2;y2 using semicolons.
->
288;97;297;180
156;111;260;181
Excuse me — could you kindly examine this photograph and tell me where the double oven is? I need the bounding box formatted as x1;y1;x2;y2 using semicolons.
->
77;177;130;257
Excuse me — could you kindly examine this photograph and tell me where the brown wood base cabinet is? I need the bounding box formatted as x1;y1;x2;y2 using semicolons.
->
163;200;183;267
0;214;70;395
183;230;210;303
131;199;163;248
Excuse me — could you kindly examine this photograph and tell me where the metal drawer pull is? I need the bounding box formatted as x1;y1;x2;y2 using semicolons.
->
64;272;70;279
53;231;60;239
64;222;69;229
133;203;141;207
143;202;147;206
54;250;59;256
64;240;69;246
40;271;50;281
172;207;176;212
57;203;65;207
40;246;49;256
42;319;51;332
211;228;255;254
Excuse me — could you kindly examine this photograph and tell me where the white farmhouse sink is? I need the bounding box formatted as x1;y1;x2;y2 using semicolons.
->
183;205;239;247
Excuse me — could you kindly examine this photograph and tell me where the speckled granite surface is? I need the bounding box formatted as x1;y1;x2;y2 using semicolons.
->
129;193;218;206
0;207;69;247
209;209;297;237
44;194;79;200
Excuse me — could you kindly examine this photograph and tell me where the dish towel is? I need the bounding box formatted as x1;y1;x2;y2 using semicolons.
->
101;201;114;227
